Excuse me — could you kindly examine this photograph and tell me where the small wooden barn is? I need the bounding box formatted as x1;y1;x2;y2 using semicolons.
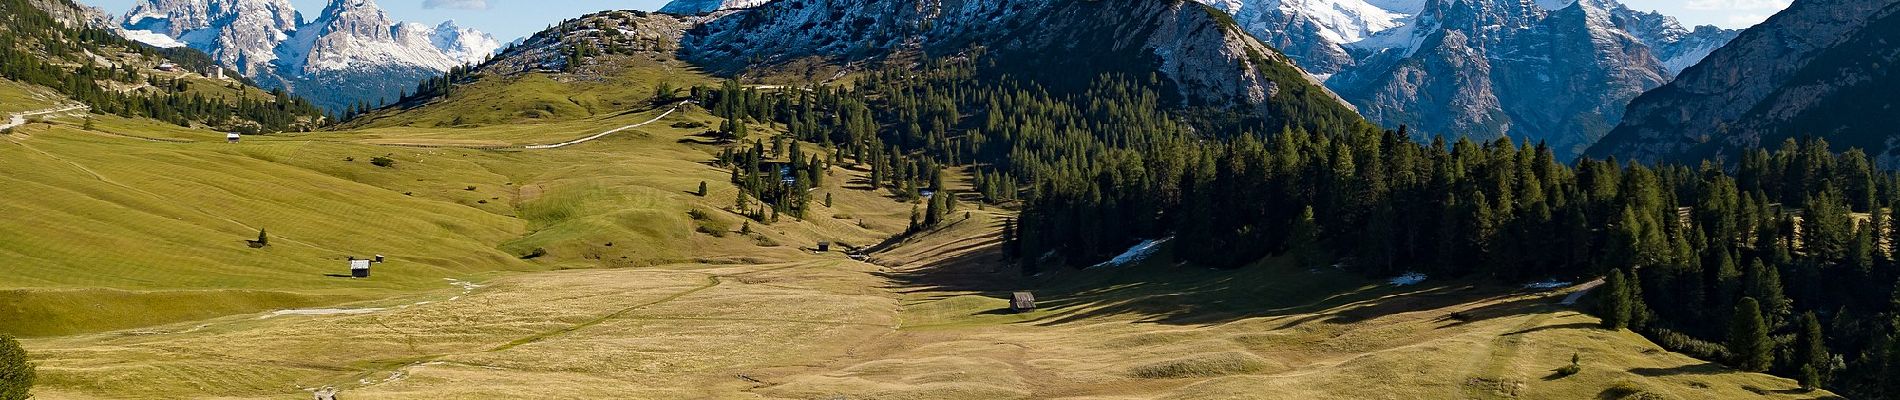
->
350;259;372;278
1010;292;1037;313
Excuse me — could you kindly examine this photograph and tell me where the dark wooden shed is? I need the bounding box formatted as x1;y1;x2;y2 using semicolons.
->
1010;291;1036;313
350;259;372;278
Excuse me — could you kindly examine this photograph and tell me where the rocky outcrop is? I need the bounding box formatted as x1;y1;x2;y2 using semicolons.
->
657;0;771;14
1588;0;1900;165
482;10;694;74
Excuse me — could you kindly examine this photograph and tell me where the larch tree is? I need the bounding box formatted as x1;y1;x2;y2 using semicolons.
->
1728;297;1773;372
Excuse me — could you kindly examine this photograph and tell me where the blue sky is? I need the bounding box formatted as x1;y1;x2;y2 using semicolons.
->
84;0;1788;42
85;0;672;41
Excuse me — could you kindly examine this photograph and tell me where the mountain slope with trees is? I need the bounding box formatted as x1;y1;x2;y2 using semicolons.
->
1588;0;1900;166
0;0;327;132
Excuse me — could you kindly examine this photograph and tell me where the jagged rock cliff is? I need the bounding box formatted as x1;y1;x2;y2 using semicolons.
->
116;0;499;112
1588;0;1900;165
1196;0;1737;157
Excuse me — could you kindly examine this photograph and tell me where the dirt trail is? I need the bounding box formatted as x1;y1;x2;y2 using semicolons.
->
0;104;87;131
523;101;691;149
1560;278;1606;305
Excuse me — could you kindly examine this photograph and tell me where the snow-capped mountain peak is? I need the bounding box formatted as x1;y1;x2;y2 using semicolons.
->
117;0;499;112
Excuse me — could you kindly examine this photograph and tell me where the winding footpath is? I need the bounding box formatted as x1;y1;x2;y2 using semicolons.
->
523;101;691;149
1;104;89;131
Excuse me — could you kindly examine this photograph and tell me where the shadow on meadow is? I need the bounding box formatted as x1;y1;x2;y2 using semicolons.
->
873;221;1568;327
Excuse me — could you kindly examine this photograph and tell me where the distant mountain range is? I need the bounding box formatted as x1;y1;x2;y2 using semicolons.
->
1194;0;1739;157
117;0;500;113
1588;0;1900;165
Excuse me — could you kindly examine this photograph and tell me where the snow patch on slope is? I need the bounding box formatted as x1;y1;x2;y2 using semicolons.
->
122;29;186;48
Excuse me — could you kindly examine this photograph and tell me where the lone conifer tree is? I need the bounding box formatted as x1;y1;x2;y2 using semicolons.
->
697;181;709;197
0;334;32;400
1599;269;1633;330
1794;312;1831;390
1728;297;1773;372
256;228;269;247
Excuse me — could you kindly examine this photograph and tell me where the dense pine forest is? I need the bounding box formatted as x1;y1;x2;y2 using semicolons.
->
0;0;326;132
683;54;1900;397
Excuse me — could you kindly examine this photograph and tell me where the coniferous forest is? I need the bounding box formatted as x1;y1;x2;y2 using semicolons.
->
0;0;326;132
682;53;1900;398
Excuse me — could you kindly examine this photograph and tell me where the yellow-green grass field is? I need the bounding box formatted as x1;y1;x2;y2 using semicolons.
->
19;207;1835;399
0;79;64;114
0;96;908;338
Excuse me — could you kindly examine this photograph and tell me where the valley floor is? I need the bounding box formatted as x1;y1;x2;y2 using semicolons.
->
23;214;1834;399
4;102;1833;399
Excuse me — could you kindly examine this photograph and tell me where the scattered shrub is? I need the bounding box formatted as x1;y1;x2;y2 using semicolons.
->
1648;328;1731;362
1553;353;1581;378
519;247;548;259
370;156;396;168
0;334;33;400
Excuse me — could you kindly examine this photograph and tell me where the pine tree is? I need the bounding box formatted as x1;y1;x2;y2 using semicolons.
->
1743;258;1792;328
255;228;268;247
1794;312;1831;390
1728;297;1773;372
1599;268;1634;330
697;181;709;197
0;334;31;400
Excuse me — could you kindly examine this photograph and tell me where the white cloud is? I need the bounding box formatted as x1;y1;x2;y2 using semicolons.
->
422;0;490;10
1726;13;1772;26
1685;0;1792;11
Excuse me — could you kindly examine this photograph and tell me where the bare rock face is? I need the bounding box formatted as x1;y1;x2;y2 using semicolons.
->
483;10;695;75
116;0;500;113
657;0;772;14
28;0;115;29
1589;0;1900;165
1188;0;1736;158
676;0;1358;129
122;0;301;75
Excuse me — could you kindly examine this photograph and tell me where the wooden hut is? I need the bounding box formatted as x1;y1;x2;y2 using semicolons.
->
350;259;372;278
1010;292;1036;313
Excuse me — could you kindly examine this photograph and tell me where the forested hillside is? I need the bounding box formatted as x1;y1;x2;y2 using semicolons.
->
668;37;1900;397
1018;128;1900;396
0;0;326;132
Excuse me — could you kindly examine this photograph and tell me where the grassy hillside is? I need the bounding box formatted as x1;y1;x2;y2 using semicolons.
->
0;78;63;114
19;205;1835;399
0;80;924;338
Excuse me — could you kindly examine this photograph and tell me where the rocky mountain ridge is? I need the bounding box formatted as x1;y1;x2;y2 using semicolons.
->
115;0;499;112
1196;0;1738;157
1588;0;1900;165
674;0;1361;130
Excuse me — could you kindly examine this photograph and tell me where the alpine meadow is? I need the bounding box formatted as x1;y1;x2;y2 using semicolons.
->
3;0;1899;398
